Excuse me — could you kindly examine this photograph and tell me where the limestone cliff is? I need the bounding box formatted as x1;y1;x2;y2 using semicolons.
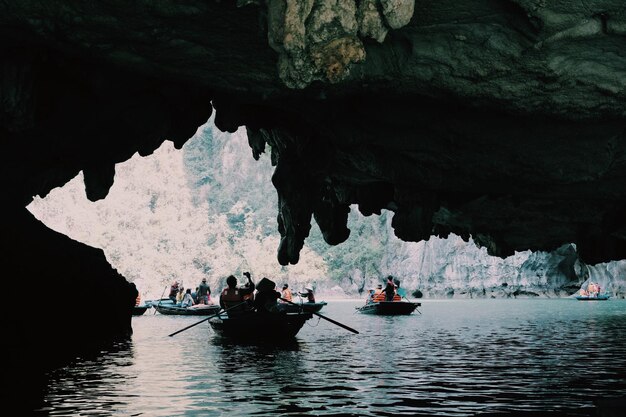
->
29;119;626;299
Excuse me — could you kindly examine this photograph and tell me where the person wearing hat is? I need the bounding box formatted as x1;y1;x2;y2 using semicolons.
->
197;277;211;305
280;283;293;303
254;277;281;314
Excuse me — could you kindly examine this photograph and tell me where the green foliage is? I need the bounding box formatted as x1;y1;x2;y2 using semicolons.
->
182;123;393;285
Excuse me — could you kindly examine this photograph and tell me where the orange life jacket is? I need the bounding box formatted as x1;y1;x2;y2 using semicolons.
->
221;287;242;303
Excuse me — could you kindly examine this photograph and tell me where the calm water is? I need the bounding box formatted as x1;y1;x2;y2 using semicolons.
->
33;299;626;416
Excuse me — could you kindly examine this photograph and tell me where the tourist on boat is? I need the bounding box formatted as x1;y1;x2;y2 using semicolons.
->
197;278;211;305
168;281;179;304
181;288;195;308
254;277;281;314
220;274;255;311
280;284;293;302
383;275;396;301
372;284;385;302
176;287;185;304
299;286;316;303
366;289;376;304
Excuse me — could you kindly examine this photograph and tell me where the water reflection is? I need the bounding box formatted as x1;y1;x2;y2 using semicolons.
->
34;338;134;416
30;300;626;416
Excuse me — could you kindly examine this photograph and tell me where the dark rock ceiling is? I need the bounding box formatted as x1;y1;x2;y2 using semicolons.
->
2;0;626;270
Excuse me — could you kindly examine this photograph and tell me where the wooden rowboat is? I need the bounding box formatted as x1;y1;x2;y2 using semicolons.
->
209;312;312;340
356;301;420;315
575;294;610;301
132;305;149;316
276;301;327;313
155;304;221;316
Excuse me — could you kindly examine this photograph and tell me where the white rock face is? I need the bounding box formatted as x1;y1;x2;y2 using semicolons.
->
28;118;626;300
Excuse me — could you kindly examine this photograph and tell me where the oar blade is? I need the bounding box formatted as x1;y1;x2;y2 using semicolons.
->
168;301;249;337
280;298;359;334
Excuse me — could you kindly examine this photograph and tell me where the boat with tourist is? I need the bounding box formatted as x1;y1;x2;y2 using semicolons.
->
144;298;174;308
575;294;610;301
356;280;420;315
277;301;327;313
155;303;221;315
132;305;150;315
356;300;421;315
132;295;150;315
575;279;610;301
208;312;313;340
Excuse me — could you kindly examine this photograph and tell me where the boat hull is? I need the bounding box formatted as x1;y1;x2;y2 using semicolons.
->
132;305;149;316
155;304;221;315
209;312;312;340
575;295;610;301
276;301;327;313
356;301;420;315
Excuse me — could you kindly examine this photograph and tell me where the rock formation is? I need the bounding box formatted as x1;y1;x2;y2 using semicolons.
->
2;0;626;370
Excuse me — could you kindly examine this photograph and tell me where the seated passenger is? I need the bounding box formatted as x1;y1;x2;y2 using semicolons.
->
254;277;281;314
181;288;195;308
280;283;293;303
220;274;255;316
373;284;385;302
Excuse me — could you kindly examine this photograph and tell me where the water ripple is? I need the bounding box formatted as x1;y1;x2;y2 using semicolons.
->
32;299;626;416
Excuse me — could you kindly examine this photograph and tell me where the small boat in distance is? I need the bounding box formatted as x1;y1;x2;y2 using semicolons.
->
356;301;420;315
356;284;420;315
155;304;221;316
144;298;174;308
209;312;313;340
277;301;327;313
575;280;610;301
132;305;150;316
575;294;611;301
132;295;150;315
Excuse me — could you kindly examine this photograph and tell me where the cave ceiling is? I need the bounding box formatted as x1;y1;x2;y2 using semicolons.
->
1;0;626;265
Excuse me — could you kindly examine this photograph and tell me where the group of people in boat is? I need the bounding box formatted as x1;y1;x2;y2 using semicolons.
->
167;272;315;314
278;283;315;303
219;272;315;316
579;281;603;297
168;278;212;308
366;275;405;304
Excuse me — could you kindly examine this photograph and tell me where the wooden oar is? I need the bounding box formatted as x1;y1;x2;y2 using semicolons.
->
153;285;168;315
168;301;248;337
279;298;359;334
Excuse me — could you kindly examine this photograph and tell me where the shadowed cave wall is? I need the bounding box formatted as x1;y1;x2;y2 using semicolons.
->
1;0;626;375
